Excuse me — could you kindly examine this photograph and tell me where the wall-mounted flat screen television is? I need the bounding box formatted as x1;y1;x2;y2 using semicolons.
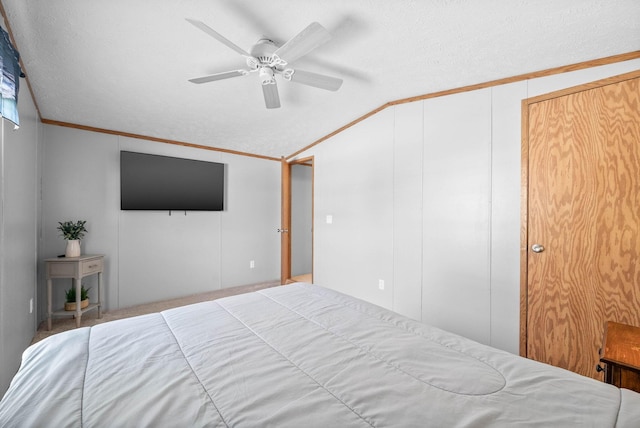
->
120;151;224;211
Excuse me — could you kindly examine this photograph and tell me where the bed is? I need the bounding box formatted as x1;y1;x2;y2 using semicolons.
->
1;283;639;427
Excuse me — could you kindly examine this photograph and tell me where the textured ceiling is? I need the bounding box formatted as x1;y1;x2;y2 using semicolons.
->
2;0;639;159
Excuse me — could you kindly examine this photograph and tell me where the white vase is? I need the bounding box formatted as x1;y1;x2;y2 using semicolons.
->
65;239;81;257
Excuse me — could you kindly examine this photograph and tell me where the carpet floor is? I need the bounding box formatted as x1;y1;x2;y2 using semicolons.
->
33;281;280;345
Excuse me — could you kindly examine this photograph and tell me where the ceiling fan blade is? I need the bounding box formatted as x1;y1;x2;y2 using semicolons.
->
289;69;343;91
188;70;248;84
273;22;331;65
262;83;281;109
186;18;251;57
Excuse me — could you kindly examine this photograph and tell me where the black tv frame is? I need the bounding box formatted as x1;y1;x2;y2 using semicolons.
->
120;151;225;211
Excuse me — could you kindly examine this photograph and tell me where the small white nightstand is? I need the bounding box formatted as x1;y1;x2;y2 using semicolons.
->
45;254;104;330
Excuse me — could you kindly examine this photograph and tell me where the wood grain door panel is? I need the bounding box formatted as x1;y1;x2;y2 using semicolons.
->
524;73;640;378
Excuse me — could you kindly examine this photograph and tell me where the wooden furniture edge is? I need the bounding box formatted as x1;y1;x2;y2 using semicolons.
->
600;321;640;372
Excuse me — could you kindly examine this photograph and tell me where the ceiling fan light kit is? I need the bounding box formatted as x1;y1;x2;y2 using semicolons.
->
187;19;343;109
258;67;276;85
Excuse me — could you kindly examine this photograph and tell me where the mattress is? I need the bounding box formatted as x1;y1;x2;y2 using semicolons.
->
1;283;639;427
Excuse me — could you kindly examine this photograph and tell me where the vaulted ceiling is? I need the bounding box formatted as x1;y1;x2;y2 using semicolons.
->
2;1;639;159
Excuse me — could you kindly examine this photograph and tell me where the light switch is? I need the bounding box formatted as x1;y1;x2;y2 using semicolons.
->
326;215;333;224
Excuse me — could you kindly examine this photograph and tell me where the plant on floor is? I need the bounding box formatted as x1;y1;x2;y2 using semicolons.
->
57;220;88;240
65;285;90;303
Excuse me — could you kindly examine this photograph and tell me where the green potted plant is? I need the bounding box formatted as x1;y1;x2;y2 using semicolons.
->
64;285;90;311
57;220;87;257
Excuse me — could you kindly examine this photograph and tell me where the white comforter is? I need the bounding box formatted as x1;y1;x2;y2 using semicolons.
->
2;283;639;427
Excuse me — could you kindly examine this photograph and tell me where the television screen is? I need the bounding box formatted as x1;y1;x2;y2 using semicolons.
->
120;151;224;211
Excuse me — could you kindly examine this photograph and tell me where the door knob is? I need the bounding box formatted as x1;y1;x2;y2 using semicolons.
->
531;244;545;253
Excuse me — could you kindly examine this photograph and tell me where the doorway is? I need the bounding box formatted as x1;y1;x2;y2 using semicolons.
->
281;156;314;284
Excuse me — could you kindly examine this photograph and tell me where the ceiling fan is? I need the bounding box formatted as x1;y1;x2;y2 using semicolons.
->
186;18;343;109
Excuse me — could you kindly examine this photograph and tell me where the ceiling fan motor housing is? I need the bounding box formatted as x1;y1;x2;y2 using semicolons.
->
250;39;278;65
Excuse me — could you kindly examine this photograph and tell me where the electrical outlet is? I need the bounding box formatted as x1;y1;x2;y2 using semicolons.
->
250;260;255;269
378;279;384;290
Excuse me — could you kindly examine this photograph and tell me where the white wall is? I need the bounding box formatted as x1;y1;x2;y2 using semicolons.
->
422;88;492;344
0;81;40;394
313;108;395;308
40;126;281;313
297;58;640;354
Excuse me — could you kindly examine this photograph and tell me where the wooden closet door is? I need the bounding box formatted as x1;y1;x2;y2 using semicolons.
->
524;73;640;379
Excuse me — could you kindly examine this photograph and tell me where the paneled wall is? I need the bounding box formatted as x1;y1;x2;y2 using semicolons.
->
0;79;40;395
312;109;395;309
392;102;423;320
422;88;492;344
40;126;281;314
297;58;640;353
